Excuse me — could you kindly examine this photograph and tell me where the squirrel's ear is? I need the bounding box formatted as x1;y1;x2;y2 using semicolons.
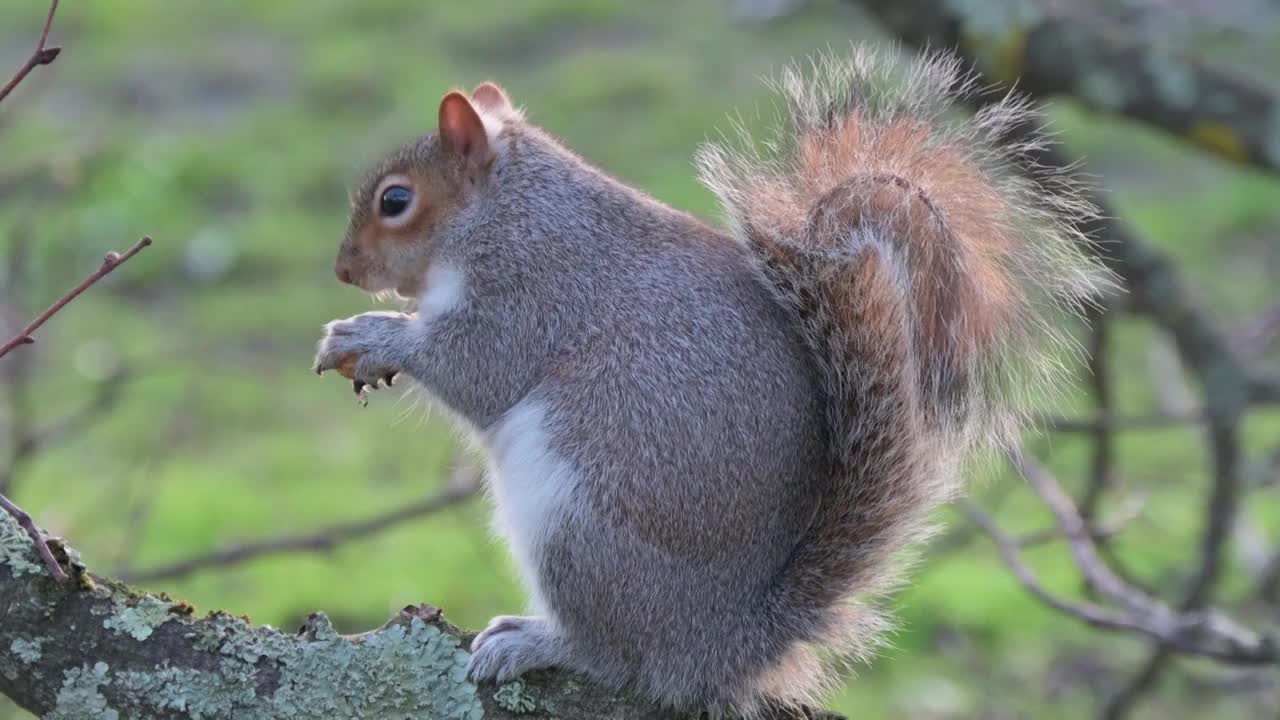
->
471;82;513;115
437;91;491;166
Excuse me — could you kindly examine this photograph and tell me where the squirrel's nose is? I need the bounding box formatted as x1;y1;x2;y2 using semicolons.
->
336;264;354;285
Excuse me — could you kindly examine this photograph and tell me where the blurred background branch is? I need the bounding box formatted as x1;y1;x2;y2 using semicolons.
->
117;464;482;583
853;0;1280;174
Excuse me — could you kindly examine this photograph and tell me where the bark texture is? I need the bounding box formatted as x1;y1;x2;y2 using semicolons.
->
0;512;844;720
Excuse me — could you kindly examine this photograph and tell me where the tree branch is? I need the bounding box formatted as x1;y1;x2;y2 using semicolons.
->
0;237;152;570
1103;404;1247;718
1079;303;1114;525
0;0;60;106
852;0;1280;174
0;236;153;359
962;452;1277;667
0;511;843;720
0;365;133;496
119;467;483;584
0;492;67;581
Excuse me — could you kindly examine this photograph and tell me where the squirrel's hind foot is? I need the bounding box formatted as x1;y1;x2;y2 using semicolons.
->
466;615;565;685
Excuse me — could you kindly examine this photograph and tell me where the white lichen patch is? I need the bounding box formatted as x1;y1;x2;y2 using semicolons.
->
115;664;257;719
0;511;46;577
9;637;43;664
494;680;538;714
104;595;174;641
99;612;485;719
49;662;118;720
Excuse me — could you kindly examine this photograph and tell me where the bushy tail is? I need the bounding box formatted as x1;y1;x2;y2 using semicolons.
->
696;46;1112;705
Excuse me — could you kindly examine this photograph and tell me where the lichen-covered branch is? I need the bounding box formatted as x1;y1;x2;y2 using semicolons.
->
0;511;844;720
852;0;1280;174
0;493;67;581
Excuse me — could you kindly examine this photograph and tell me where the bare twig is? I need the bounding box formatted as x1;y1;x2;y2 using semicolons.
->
0;492;66;581
0;0;61;106
0;236;152;359
964;452;1276;667
21;368;130;455
1014;492;1147;550
0;367;131;496
961;495;1271;664
1103;407;1246;718
1010;450;1160;617
1186;411;1245;610
119;466;483;583
961;501;1182;642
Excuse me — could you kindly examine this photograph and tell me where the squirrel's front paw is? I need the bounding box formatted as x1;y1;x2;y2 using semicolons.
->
313;312;409;401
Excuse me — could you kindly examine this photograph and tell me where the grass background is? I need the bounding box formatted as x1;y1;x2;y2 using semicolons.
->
1;0;1278;717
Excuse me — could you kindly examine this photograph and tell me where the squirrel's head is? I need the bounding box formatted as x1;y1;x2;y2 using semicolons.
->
335;82;517;296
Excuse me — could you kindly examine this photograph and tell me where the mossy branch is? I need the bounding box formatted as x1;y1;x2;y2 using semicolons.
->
0;512;846;720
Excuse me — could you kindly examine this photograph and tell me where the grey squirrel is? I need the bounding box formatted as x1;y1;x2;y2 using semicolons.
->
313;47;1107;716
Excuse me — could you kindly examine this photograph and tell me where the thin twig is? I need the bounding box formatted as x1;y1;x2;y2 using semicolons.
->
1014;492;1146;549
1008;451;1272;660
0;0;61;106
1186;411;1245;609
1;367;132;496
0;236;152;359
119;467;482;583
1103;407;1246;718
1010;451;1149;614
0;492;67;581
960;495;1272;664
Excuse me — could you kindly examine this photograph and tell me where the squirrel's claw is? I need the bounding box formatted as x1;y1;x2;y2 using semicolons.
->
353;379;370;407
315;312;409;405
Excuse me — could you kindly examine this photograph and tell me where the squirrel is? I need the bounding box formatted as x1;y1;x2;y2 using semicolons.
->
313;47;1108;716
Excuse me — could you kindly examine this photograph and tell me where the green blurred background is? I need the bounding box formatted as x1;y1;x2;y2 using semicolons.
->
2;1;1278;718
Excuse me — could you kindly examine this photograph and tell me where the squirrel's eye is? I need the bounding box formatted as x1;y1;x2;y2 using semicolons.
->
380;186;413;218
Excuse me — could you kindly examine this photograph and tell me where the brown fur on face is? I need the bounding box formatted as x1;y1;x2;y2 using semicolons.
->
338;151;464;295
337;89;498;296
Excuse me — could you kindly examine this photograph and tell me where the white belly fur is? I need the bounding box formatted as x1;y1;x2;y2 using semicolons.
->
483;398;580;613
